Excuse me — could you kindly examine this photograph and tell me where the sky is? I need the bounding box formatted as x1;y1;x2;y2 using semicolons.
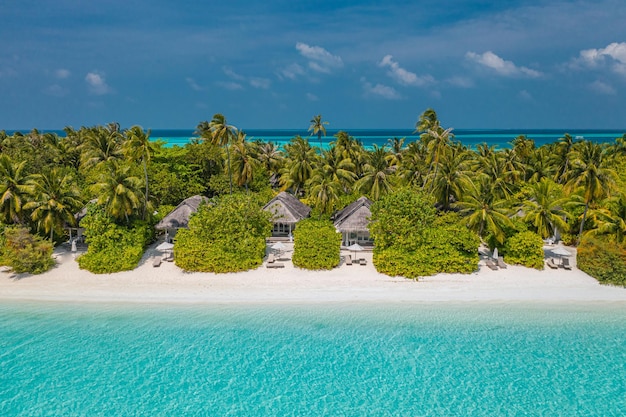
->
1;0;626;130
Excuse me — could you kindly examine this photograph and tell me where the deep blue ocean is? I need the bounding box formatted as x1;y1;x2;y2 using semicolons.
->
1;301;625;416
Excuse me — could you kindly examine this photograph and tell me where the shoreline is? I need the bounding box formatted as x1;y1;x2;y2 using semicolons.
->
1;245;625;306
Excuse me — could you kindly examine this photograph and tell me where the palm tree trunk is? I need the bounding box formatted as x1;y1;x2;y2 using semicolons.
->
577;201;590;245
142;159;148;220
50;227;54;242
226;144;233;195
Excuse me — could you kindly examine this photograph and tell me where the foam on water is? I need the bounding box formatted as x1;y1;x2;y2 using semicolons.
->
1;302;625;416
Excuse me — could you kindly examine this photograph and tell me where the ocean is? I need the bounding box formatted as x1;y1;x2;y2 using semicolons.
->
2;301;625;416
149;129;625;150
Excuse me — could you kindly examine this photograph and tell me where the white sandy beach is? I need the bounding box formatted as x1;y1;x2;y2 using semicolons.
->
1;242;625;304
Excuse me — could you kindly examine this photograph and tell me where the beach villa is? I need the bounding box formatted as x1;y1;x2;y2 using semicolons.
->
262;191;311;239
155;195;209;242
332;196;373;247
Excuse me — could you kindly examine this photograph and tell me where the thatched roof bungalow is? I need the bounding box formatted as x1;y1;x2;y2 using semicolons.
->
262;191;311;237
155;195;209;242
332;196;374;247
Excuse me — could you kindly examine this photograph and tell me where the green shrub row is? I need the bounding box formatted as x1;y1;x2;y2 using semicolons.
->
77;206;154;274
292;219;341;270
370;190;479;279
2;226;54;274
577;236;626;287
174;194;272;273
503;231;545;270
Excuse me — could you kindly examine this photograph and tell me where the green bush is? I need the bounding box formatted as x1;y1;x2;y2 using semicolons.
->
292;219;341;270
577;236;626;287
503;231;545;269
370;192;479;279
2;227;54;274
174;193;272;273
77;206;154;274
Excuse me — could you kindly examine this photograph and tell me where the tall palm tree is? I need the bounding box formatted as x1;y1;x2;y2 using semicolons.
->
280;136;319;195
414;108;440;135
0;155;32;224
520;178;569;239
80;124;124;170
320;148;357;192
387;137;406;167
554;133;576;184
429;145;472;210
307;168;342;216
252;140;283;178
24;168;82;241
123;126;153;219
91;161;144;223
354;145;394;200
231;131;259;190
201;114;238;194
566;141;617;244
423;127;453;191
309;114;329;151
397;141;428;188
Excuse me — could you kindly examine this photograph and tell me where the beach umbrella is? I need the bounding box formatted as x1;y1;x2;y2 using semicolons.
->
492;247;498;260
156;241;175;252
551;245;571;265
71;240;77;253
347;243;364;259
272;241;287;256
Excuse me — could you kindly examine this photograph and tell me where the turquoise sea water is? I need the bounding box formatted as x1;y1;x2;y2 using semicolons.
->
1;302;625;416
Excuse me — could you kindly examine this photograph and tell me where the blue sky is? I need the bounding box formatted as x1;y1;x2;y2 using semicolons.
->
2;0;625;130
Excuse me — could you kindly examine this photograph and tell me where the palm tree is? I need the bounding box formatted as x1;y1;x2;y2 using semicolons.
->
320;148;357;192
423;127;453;191
91;161;144;223
0;155;32;224
588;192;626;244
231;131;259;190
554;133;576;184
397;141;428;188
456;178;514;244
280;136;319;195
123;126;153;219
520;178;569;239
307;168;342;216
252;140;283;178
200;114;238;194
414;108;440;135
80;124;124;170
309;115;329;151
354;145;394;200
24;168;82;241
387;137;406;167
566;141;617;244
429;145;472;210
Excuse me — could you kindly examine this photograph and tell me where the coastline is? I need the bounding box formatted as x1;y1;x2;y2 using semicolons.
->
1;245;625;306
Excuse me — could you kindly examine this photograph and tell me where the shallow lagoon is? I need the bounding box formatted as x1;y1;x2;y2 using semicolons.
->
1;302;625;416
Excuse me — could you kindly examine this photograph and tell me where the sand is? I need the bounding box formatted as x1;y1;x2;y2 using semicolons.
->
1;242;625;305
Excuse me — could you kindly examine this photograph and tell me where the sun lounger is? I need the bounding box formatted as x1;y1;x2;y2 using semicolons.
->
267;253;275;263
162;254;174;262
546;258;559;269
485;259;498;270
497;256;507;269
266;262;284;268
562;258;572;270
359;258;367;266
345;255;352;265
152;257;162;267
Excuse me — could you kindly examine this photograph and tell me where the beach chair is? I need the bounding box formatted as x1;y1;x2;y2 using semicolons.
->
359;258;367;266
152;256;162;267
497;256;507;269
345;255;352;265
266;262;285;269
267;253;275;264
546;258;559;269
562;258;572;270
485;259;498;270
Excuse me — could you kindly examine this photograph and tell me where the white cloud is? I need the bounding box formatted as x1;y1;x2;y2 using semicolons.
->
295;42;343;73
379;55;434;87
361;77;401;100
85;71;112;95
518;90;533;100
465;51;542;78
217;81;244;90
55;69;70;79
279;63;305;80
186;77;203;91
306;92;319;101
446;76;474;88
589;80;616;95
43;84;69;97
223;67;245;81
573;42;626;76
249;77;271;89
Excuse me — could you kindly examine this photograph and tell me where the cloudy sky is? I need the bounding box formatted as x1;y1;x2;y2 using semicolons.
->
2;0;625;130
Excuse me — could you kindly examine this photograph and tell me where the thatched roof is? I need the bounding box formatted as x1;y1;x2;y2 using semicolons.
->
155;195;209;230
332;196;373;232
262;191;311;224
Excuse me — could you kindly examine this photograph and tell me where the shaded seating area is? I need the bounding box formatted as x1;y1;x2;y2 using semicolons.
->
546;258;559;269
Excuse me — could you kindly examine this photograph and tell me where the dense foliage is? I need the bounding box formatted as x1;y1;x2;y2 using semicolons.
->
2;226;54;274
370;190;479;279
292;219;341;270
577;236;626;287
503;231;545;269
77;206;154;273
174;194;272;273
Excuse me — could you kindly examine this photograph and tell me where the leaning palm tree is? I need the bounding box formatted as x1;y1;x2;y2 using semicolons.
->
91;161;144;223
24;168;82;241
199;114;238;194
0;155;33;224
565;141;617;244
308;114;329;151
520;178;569;239
123;126;153;219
